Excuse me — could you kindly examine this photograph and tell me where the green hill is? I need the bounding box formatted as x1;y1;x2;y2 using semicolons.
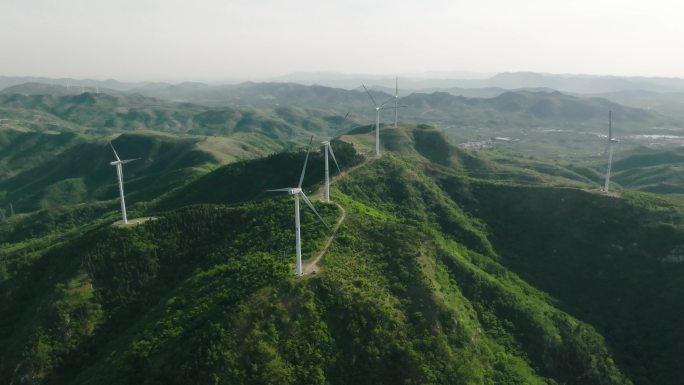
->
1;124;682;385
605;147;684;194
438;182;684;385
6;83;684;164
0;132;215;213
0;92;347;140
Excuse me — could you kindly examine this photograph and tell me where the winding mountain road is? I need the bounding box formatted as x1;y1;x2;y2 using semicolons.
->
303;156;374;275
303;201;346;275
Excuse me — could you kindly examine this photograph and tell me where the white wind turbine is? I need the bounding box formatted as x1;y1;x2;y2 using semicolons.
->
268;137;329;276
603;111;619;193
109;142;139;224
362;84;395;156
393;77;399;128
321;112;350;203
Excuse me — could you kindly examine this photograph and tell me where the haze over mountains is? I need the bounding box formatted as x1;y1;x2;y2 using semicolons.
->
8;70;684;95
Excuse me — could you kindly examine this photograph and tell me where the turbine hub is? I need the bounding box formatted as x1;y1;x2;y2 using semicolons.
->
290;188;302;195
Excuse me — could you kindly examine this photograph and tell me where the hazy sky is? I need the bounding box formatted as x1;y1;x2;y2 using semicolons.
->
1;0;683;82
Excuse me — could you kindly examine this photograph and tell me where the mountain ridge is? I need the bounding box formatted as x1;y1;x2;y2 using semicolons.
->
0;123;681;385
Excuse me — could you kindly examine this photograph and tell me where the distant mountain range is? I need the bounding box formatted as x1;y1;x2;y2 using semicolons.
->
5;76;684;165
0;84;667;135
266;71;684;94
6;71;684;95
0;92;349;140
3;82;682;166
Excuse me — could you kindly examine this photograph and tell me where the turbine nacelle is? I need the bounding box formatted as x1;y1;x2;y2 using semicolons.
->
110;158;138;166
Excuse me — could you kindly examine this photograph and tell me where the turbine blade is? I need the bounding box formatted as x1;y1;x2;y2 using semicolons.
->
380;96;394;107
267;188;292;192
328;145;341;173
300;191;329;229
298;136;314;188
109;142;121;161
362;84;378;107
338;111;350;129
120;158;139;165
341;111;350;124
330;112;352;140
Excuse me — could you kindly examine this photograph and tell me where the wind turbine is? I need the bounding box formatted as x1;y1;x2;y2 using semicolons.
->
603;111;619;193
321;112;349;203
268;137;329;276
109;142;139;224
394;77;399;128
362;84;395;156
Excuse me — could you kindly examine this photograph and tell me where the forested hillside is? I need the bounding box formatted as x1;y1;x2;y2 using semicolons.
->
1;125;681;384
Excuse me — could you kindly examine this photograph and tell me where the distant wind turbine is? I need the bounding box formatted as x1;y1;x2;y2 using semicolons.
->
9;203;14;217
268;137;329;276
362;84;395;156
603;111;619;193
109;142;139;224
394;77;399;128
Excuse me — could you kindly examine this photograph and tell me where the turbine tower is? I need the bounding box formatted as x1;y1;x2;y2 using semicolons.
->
322;140;341;203
394;77;399;128
109;142;139;224
362;84;395;156
321;112;349;203
268;137;329;276
603;111;618;193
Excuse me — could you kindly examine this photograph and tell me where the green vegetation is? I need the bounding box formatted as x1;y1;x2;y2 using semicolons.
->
1;123;681;385
0;92;348;140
